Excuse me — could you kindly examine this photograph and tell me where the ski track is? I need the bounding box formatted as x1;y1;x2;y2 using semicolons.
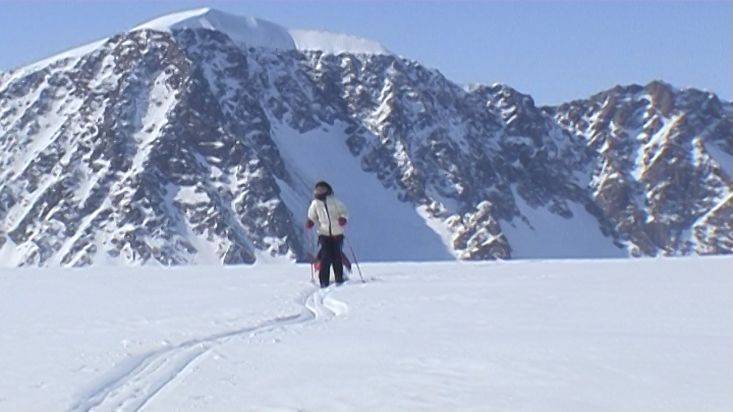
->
69;284;349;412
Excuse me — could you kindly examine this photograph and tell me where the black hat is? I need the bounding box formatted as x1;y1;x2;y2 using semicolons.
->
314;181;333;195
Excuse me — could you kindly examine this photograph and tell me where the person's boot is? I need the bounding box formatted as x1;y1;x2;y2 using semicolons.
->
319;268;330;288
334;266;344;285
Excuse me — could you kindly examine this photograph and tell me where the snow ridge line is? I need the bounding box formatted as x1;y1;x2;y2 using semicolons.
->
69;285;348;412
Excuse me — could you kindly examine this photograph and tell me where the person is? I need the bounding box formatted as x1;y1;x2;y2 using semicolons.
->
305;181;349;288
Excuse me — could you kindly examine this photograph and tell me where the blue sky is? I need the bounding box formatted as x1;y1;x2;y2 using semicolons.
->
0;0;730;105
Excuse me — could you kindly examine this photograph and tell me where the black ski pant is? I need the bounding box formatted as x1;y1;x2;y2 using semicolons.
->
318;234;344;288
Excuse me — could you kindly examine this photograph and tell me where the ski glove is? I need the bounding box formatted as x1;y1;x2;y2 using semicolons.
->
338;217;347;226
305;219;315;229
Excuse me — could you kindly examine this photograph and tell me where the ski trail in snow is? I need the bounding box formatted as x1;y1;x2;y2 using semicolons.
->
69;285;348;412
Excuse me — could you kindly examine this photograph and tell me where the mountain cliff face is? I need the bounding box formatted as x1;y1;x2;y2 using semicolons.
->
0;9;730;267
548;82;732;256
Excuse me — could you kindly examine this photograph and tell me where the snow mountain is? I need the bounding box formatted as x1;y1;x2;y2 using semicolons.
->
0;8;731;266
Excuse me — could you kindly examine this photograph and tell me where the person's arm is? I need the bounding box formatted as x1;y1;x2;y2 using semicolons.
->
306;201;317;228
336;199;348;226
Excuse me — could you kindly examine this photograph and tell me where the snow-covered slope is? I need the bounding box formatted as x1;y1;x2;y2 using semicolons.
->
270;122;452;261
0;257;731;411
0;8;730;267
501;187;625;258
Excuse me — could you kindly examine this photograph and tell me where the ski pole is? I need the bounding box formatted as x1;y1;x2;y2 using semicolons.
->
344;235;365;283
306;231;316;284
309;259;315;284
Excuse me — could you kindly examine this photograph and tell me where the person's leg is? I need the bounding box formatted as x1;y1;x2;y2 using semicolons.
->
318;236;332;288
333;235;344;284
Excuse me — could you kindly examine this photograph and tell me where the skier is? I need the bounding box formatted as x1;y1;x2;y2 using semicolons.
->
305;181;349;288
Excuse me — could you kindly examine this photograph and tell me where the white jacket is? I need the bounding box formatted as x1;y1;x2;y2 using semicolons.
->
307;195;349;236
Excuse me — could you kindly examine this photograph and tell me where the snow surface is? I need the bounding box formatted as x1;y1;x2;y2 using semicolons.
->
501;188;625;259
704;140;733;178
0;257;730;411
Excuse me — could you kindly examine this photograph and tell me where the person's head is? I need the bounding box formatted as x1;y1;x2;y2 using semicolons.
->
313;181;333;200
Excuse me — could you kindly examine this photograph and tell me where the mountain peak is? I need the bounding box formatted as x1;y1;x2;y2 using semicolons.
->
132;7;390;55
132;7;296;51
